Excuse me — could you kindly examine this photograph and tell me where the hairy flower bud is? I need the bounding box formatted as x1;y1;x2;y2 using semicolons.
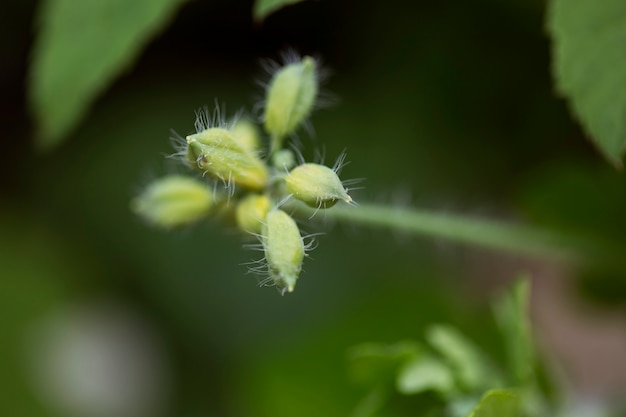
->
236;194;271;234
264;56;318;149
131;176;213;228
186;128;268;191
231;118;261;154
262;209;304;294
285;163;352;208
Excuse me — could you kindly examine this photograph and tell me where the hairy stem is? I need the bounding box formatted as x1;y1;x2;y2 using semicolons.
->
291;201;624;268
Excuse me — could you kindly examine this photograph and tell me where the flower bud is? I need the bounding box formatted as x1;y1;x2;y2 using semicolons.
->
131;176;213;228
264;56;318;148
236;194;271;234
231;118;261;154
285;163;351;208
272;149;296;170
186;128;269;191
262;209;304;294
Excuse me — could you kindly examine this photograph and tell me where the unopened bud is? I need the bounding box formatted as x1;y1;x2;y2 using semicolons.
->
262;209;304;294
186;128;268;191
285;163;351;208
272;149;296;170
131;176;213;228
264;56;318;148
231;118;261;154
236;194;271;234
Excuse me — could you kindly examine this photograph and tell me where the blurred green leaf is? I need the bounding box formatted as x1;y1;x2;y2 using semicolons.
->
467;389;521;417
426;324;499;392
30;0;188;150
548;0;626;167
493;279;534;387
253;0;308;21
447;396;483;417
348;341;422;387
396;355;455;396
352;387;389;417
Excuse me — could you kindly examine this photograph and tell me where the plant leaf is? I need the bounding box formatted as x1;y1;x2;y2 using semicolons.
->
253;0;308;21
30;0;188;150
494;278;534;387
396;355;455;395
467;389;521;417
351;387;389;417
426;324;499;391
347;341;422;387
547;0;626;167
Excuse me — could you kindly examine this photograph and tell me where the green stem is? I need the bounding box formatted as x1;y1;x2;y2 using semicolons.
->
290;202;624;268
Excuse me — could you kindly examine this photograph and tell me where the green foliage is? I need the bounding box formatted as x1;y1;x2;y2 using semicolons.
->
467;390;521;417
396;355;455;395
493;279;534;387
11;0;626;415
547;0;626;167
348;341;422;387
30;0;188;150
426;325;498;392
347;279;548;417
253;0;308;21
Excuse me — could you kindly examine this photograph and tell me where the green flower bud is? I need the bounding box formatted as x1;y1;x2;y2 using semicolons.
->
264;56;318;149
285;163;352;208
272;149;296;170
186;128;269;191
231;118;261;154
131;176;213;228
236;194;271;234
262;209;304;294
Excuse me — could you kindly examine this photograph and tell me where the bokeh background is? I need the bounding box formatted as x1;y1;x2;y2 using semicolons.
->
2;0;626;416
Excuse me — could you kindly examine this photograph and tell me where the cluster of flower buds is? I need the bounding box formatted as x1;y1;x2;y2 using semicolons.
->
132;55;355;294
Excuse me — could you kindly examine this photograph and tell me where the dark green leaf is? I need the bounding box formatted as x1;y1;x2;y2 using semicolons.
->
548;0;626;167
30;0;188;150
253;0;308;21
467;389;521;417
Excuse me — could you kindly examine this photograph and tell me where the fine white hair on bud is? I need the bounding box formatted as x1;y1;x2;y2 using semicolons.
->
261;209;304;294
263;55;319;150
132;52;361;295
185;127;269;191
131;176;213;228
285;163;352;209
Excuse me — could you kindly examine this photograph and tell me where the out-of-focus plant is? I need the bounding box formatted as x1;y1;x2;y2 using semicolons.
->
347;279;553;417
131;51;626;295
22;0;626;415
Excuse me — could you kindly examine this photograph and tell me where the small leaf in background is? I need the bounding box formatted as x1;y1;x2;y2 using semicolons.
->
253;0;308;21
30;0;189;150
351;386;389;417
347;341;421;387
426;324;499;392
396;355;455;395
547;0;626;167
467;389;520;417
493;278;534;387
447;396;483;417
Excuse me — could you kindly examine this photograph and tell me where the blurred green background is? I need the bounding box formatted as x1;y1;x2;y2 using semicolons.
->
2;0;626;416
